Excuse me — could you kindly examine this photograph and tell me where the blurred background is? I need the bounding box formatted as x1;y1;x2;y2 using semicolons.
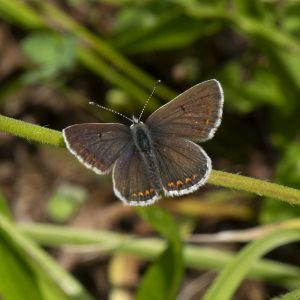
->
0;1;300;299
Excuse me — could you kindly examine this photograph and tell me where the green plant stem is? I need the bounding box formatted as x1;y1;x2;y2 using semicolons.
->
20;222;300;289
1;115;300;203
209;170;300;204
0;114;65;147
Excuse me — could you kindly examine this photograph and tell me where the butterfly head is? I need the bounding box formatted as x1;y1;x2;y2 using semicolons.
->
130;115;145;129
132;115;140;125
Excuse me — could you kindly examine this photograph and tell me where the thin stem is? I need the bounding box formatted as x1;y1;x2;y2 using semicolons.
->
20;222;300;289
208;171;300;205
1;115;300;204
0;114;65;147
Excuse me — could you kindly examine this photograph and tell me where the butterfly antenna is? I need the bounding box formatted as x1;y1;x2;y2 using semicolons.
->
89;102;133;123
138;80;161;122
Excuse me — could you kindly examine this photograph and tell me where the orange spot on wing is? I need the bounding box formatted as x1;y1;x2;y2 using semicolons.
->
185;177;192;183
168;182;175;188
133;190;156;197
176;180;183;186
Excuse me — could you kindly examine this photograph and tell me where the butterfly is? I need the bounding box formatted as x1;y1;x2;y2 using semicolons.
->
63;79;224;206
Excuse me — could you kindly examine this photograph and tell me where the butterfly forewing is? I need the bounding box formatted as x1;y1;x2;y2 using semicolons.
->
63;123;132;174
146;79;223;142
153;137;211;196
112;144;161;206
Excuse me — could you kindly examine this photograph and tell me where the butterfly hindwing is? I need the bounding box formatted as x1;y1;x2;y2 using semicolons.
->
146;79;223;142
153;136;212;196
63;123;131;174
112;144;161;206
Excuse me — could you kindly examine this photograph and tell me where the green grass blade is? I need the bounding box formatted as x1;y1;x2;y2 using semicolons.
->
0;238;43;300
0;0;44;29
203;228;300;300
0;191;12;219
0;215;94;300
272;288;300;300
20;223;300;289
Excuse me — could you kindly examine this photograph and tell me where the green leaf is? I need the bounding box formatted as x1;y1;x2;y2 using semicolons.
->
234;0;266;19
21;32;76;82
0;236;43;300
243;69;285;108
35;272;70;300
283;3;300;36
272;288;300;300
218;63;255;113
46;183;86;222
118;16;219;54
203;228;300;300
111;5;220;54
274;50;300;94
0;213;94;300
0;191;12;219
219;62;285;113
135;206;183;300
0;209;69;300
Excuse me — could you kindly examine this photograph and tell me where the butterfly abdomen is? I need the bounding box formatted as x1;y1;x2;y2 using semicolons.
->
131;122;162;192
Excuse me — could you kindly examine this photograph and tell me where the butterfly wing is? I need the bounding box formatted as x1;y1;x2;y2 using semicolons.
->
112;144;161;206
152;136;211;196
146;79;223;142
63;123;132;174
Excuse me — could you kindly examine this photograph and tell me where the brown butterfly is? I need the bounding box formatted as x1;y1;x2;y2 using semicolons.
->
63;79;224;206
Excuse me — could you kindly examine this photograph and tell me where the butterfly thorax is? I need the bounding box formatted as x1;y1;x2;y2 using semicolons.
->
130;122;162;192
130;122;152;152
